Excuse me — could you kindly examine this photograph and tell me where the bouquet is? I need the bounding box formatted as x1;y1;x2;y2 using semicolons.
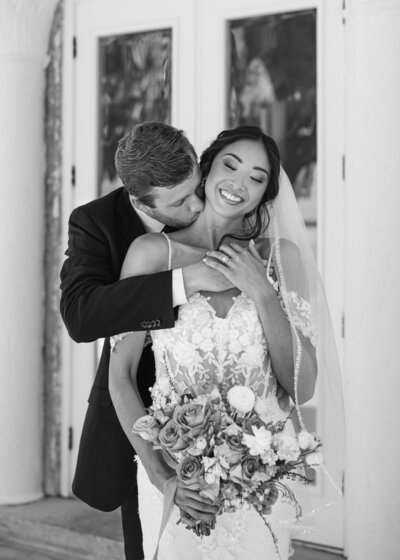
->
133;379;322;556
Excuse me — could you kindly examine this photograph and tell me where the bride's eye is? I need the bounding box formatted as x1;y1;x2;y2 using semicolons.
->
224;162;235;170
251;177;263;184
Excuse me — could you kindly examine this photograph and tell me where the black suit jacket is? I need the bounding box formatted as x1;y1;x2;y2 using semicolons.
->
60;187;175;511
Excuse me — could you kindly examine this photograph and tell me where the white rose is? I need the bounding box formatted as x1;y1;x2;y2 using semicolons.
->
298;431;318;451
227;386;256;415
191;332;203;345
305;451;324;466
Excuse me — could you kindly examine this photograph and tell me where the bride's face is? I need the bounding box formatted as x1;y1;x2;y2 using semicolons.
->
204;139;270;219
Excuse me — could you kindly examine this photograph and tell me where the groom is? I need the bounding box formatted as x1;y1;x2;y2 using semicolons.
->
60;122;233;560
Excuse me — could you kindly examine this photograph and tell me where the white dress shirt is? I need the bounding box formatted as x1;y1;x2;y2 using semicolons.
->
131;199;188;307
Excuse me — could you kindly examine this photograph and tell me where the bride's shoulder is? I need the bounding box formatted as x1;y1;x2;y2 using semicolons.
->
120;232;169;279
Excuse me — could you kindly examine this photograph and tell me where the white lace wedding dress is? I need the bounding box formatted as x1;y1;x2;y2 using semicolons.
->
118;233;316;560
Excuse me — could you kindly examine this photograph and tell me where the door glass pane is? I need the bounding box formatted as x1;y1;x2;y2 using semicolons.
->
98;29;172;197
228;10;317;253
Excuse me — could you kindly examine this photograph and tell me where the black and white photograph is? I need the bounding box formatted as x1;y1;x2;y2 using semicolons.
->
0;1;399;559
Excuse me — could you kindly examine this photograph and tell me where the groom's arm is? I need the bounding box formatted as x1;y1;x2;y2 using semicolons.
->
60;206;175;343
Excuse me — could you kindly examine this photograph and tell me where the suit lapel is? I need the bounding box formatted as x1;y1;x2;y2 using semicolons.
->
116;188;146;248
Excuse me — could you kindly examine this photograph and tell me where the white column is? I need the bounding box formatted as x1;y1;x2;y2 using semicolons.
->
345;1;400;558
0;0;58;503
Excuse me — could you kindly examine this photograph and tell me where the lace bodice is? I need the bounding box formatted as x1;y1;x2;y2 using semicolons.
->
151;292;277;401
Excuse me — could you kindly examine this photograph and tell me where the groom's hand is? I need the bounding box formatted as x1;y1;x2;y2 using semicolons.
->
182;262;234;298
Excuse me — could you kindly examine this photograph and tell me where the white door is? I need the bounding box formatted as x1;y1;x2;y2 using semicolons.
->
63;0;345;551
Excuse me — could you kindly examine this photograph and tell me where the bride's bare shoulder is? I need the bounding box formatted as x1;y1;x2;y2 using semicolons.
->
120;233;169;279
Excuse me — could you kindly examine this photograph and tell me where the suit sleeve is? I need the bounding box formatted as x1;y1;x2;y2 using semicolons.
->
60;206;175;343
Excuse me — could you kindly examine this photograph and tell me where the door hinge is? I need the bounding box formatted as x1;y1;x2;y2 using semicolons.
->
341;312;345;338
342;155;346;181
342;471;345;496
342;0;347;24
71;165;76;187
73;36;77;59
68;426;74;450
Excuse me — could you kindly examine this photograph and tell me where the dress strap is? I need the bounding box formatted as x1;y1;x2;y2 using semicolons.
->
161;231;172;270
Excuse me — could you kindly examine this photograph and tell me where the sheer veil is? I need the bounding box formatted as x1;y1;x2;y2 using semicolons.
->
262;167;345;526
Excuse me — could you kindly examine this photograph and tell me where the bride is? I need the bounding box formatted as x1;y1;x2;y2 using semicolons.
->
109;126;324;559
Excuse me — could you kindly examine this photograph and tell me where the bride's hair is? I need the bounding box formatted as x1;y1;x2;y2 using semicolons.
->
199;126;281;244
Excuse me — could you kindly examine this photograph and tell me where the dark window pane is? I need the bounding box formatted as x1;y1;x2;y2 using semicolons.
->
228;11;317;253
98;29;172;196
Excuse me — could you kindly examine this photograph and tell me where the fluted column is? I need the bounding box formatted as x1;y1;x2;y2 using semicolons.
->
0;0;58;503
345;1;400;558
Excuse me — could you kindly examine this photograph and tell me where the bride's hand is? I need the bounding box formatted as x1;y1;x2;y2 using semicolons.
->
174;481;219;525
203;241;275;301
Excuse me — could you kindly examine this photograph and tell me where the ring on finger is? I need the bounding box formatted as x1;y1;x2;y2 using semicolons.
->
221;255;230;264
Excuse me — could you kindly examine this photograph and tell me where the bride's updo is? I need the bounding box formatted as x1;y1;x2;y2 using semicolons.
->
199;126;281;242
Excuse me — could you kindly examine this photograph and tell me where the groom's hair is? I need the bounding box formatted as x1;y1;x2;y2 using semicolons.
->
115;122;197;207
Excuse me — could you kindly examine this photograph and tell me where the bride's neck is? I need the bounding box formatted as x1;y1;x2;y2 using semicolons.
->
186;206;244;250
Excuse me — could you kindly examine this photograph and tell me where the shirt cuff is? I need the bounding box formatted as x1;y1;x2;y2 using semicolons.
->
172;268;188;307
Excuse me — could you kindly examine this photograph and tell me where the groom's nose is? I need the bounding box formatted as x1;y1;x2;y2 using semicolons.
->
188;193;204;214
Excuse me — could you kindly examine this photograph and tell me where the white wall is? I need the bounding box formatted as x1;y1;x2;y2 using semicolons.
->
345;1;400;558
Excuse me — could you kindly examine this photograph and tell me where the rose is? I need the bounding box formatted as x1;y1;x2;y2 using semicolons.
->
177;456;203;484
158;420;188;451
173;402;213;440
227;386;256;415
305;450;323;467
241;454;261;481
298;431;318;451
132;415;160;441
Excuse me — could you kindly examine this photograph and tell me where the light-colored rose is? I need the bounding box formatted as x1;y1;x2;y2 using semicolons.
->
177;456;202;483
132;415;160;441
173;402;212;440
158;420;187;451
191;331;203;345
227;386;256;415
305;450;324;466
298;431;318;451
243;426;272;456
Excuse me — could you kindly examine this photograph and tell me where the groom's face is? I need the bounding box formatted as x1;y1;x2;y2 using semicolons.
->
143;162;204;228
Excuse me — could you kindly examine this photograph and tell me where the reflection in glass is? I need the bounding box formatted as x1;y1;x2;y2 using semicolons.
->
228;11;317;252
98;29;172;196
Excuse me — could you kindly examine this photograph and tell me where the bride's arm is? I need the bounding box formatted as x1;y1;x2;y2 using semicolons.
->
109;332;173;493
204;241;317;405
